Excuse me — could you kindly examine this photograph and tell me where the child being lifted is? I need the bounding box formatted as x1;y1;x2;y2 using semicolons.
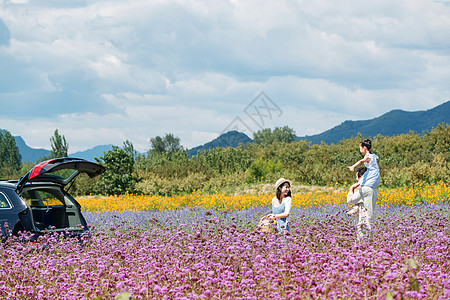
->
346;166;367;215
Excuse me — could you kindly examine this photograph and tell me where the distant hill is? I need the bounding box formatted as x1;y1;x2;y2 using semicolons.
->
0;130;50;162
14;138;113;163
69;144;114;162
14;136;50;162
1;129;115;163
188;131;253;157
297;100;450;144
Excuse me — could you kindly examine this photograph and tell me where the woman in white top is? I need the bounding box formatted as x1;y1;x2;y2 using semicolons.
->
267;178;292;233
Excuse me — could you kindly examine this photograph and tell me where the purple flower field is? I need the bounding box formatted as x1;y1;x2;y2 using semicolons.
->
0;204;449;299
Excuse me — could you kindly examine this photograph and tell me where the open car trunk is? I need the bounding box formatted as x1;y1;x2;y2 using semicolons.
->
16;158;105;236
21;185;87;233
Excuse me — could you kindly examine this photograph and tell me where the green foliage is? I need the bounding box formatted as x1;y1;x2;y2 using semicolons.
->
49;129;69;158
20;161;35;177
149;133;184;156
72;123;450;196
0;130;22;179
194;146;251;175
122;140;137;161
135;143;252;195
136;149;190;179
253;126;296;146
422;123;450;161
68;173;103;196
96;140;140;195
136;123;450;195
136;172;208;196
375;132;424;167
135;171;247;195
245;157;283;183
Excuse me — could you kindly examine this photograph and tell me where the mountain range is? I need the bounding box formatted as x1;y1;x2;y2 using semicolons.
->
1;134;114;163
189;100;450;155
187;131;253;157
297;100;450;144
2;100;449;162
16;141;114;163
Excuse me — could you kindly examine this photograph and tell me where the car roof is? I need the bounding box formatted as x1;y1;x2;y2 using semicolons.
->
0;181;18;189
0;180;60;191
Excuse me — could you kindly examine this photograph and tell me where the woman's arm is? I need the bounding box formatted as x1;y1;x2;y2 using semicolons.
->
267;198;276;219
270;197;292;219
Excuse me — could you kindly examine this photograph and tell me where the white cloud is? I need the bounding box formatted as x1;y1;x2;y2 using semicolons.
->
0;0;449;154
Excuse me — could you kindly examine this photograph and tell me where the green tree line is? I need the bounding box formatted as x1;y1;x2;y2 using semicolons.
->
130;123;450;195
1;124;449;196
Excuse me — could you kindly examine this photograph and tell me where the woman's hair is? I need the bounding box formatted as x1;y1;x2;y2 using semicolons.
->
356;166;367;179
360;139;372;152
276;182;291;200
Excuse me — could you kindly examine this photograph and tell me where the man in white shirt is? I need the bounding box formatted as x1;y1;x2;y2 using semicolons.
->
347;169;377;240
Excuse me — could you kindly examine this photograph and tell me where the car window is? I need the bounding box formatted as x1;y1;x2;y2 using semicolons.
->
21;190;64;206
43;168;78;182
0;192;12;209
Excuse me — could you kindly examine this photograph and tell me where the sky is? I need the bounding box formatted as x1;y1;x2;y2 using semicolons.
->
1;0;450;153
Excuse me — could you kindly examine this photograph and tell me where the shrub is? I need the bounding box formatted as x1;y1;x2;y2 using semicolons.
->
245;158;283;183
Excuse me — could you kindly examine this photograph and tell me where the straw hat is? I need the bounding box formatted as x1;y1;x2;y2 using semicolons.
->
275;178;292;190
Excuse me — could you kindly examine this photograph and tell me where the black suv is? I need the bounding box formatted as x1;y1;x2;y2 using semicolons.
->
0;157;105;241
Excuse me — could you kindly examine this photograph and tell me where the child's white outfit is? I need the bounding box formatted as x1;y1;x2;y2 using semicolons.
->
360;153;380;189
346;176;364;215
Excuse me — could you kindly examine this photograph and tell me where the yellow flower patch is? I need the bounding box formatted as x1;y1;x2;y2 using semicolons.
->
77;182;450;212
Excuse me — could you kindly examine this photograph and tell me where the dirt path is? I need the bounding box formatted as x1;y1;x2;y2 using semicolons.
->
234;183;346;195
